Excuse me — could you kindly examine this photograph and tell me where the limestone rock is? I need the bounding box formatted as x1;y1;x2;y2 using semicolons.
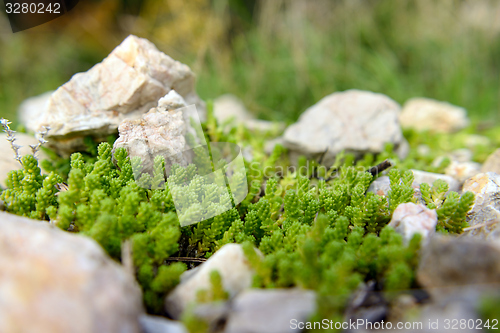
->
417;235;500;300
411;170;460;193
214;94;253;124
0;133;49;188
445;161;481;184
112;91;203;177
400;98;469;133
282;90;408;166
367;176;391;196
165;244;256;319
18;91;53;125
389;203;437;243
139;315;187;333
224;289;316;333
481;148;500;174
0;211;144;333
464;134;490;148
461;172;500;238
19;35;205;156
368;170;460;198
214;94;284;132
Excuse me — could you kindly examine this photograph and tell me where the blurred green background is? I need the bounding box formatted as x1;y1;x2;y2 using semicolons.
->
1;0;499;126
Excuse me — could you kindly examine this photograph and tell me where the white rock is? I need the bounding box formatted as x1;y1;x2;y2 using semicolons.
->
18;91;53;126
400;98;469;133
224;289;316;333
464;134;490;148
20;35;205;155
0;211;144;333
389;203;437;243
367;176;391;197
138;315;187;333
481;148;500;174
213;94;284;132
214;94;253;124
112;91;203;177
282;90;408;166
418;235;500;301
462;172;500;238
165;244;256;319
368;170;460;198
411;170;460;193
445;161;481;184
0;133;49;188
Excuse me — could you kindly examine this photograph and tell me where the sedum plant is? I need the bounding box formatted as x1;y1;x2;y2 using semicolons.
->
0;114;475;325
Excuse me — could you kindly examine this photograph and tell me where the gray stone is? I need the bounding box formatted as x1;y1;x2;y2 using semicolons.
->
401;297;480;333
367;176;391;196
264;137;286;155
367;170;460;198
214;94;284;132
282;90;408;166
19;35;205;156
461;172;500;238
214;94;253;124
445;161;481;184
165;244;256;319
400;98;469;133
417;235;500;300
481;148;500;174
464;134;491;148
411;170;460;193
139;315;187;333
389;203;437;243
0;211;144;333
0;133;49;188
224;289;316;333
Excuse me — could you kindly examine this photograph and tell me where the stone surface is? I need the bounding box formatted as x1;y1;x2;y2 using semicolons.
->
368;170;460;198
399;98;469;133
19;35;205;155
417;235;500;300
113;91;204;177
445;161;481;184
389;203;437;243
399;295;481;333
214;94;284;132
165;244;256;319
481;148;500;174
224;289;316;333
0;133;49;188
461;172;500;238
411;170;460;193
0;211;144;333
139;315;187;333
282;90;408;166
214;94;253;124
344;281;388;326
464;134;490;148
367;176;391;196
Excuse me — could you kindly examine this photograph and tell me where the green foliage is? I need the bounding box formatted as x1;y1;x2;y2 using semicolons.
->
387;168;415;212
0;118;477;324
420;179;475;233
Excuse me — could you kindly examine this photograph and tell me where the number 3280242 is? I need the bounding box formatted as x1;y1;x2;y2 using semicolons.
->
5;2;61;14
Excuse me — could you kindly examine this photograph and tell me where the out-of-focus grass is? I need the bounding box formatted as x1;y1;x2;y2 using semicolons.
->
1;0;499;126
